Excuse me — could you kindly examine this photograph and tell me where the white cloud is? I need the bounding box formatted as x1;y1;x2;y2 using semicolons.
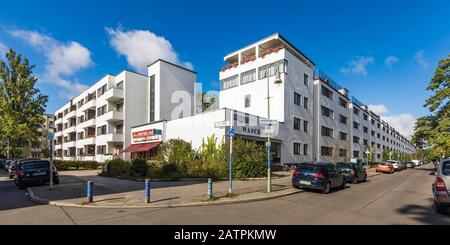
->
384;56;399;68
106;27;193;73
8;29;92;99
368;104;416;139
340;56;374;76
368;104;389;115
382;114;416;139
414;50;429;68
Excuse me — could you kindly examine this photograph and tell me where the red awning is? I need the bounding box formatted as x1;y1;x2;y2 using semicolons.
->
134;142;162;152
122;144;141;153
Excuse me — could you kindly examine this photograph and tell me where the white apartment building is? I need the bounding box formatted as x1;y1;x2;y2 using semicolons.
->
53;59;196;162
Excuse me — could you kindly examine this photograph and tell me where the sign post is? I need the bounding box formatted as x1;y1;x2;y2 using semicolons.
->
47;131;55;190
215;117;234;196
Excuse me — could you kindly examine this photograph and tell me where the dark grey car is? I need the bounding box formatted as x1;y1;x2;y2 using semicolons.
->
432;159;450;214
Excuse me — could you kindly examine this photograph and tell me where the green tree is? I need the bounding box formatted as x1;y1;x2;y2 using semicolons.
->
381;148;390;162
412;54;450;158
0;49;48;157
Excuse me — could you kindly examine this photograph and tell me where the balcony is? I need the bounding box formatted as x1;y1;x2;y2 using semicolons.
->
78;118;96;129
65;125;77;133
101;88;123;102
98;110;124;123
63;140;77;148
55;117;63;124
97;133;123;143
54;130;63;137
79;99;96;112
65;110;76;119
78;137;96;146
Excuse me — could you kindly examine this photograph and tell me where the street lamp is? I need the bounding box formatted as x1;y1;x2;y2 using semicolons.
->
266;62;283;193
47;121;55;190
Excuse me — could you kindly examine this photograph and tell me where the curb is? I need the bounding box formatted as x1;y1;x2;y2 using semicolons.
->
27;187;302;209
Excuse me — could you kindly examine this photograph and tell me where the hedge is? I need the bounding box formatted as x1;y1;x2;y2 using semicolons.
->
53;160;100;171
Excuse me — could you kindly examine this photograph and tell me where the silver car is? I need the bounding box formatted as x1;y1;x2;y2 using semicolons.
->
432;158;450;214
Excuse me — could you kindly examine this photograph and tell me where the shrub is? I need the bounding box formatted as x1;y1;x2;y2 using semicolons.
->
129;158;148;178
102;159;130;177
53;160;99;171
158;139;197;174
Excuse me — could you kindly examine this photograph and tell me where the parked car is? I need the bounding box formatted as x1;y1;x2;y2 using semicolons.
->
432;158;450;214
4;159;14;171
281;162;306;171
14;159;59;189
0;159;7;170
292;162;345;194
336;162;367;184
406;162;415;168
387;160;401;172
376;162;394;174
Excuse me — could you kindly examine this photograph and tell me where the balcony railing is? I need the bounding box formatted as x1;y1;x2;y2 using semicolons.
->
314;69;344;92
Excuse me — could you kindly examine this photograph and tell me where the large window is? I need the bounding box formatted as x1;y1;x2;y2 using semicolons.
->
353;136;360;144
150;75;155;122
321;106;334;118
321;126;334;137
321;86;333;100
97;84;107;97
258;60;288;79
353;151;360;158
294;92;301;106
240;69;256;85
303;120;309;133
97;105;107;117
339;97;348;108
339;149;347;158
303;144;308;155
340;132;348;141
303;97;309;109
97;125;107;136
321;146;333;156
97;145;106;155
221;75;239;90
304;74;309;86
353;121;360;130
353;107;360;116
363;113;368;121
294;143;301;155
294;117;301;130
363;126;368;133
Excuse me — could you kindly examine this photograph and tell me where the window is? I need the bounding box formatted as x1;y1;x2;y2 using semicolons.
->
97;84;107;97
321;106;334;118
363;126;368;133
303;144;308;155
303;120;309;133
294;117;301;130
258;60;287;79
97;145;106;155
339;149;347;158
353;107;360;116
221;75;239;90
321;146;333;156
97;105;107;117
150;75;155;122
321;86;333;100
339;97;347;108
245;113;249;124
377;123;381;129
353;136;360;144
116;81;124;89
382;136;385;141
371;119;375;125
377;143;381;149
363;139;368;146
294;143;301;155
353;121;360;130
304;74;309;86
340;132;347;141
97;125;107;136
353;151;360;158
377;133;381;139
321;126;334;137
363;113;368;121
116;102;123;112
244;95;251;108
339;115;348;124
294;92;301;106
371;130;375;136
240;69;256;85
303;97;309;109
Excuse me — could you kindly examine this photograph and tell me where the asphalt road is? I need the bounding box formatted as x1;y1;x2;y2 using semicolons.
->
1;165;449;225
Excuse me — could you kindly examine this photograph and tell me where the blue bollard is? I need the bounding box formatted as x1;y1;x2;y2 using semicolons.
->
207;178;213;199
144;179;151;203
87;181;93;203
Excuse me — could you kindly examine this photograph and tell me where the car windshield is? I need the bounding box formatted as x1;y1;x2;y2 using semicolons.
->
298;164;321;173
442;161;450;176
21;161;50;170
336;163;350;168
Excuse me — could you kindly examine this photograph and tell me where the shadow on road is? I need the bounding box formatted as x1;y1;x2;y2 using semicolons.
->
395;201;450;225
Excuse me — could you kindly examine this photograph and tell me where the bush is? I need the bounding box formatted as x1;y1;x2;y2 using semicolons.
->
158;139;197;174
102;159;130;177
53;160;99;171
129;158;148;178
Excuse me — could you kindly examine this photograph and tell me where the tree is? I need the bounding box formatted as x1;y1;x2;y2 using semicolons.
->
0;49;48;157
412;54;450;159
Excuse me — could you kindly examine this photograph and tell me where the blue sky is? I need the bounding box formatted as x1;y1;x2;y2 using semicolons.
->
0;0;449;137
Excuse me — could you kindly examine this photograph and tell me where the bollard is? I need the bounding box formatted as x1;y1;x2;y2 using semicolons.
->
144;179;151;203
207;178;213;199
87;181;93;203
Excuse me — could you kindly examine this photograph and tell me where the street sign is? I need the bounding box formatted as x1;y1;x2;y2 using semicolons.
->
260;119;278;126
227;128;235;137
47;132;54;141
263;126;274;136
214;121;230;128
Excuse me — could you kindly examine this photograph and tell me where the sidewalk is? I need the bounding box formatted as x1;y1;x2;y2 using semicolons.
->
28;170;298;208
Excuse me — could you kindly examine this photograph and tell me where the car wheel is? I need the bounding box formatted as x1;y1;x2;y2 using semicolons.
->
352;176;358;184
341;179;346;189
323;182;331;194
435;202;447;214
